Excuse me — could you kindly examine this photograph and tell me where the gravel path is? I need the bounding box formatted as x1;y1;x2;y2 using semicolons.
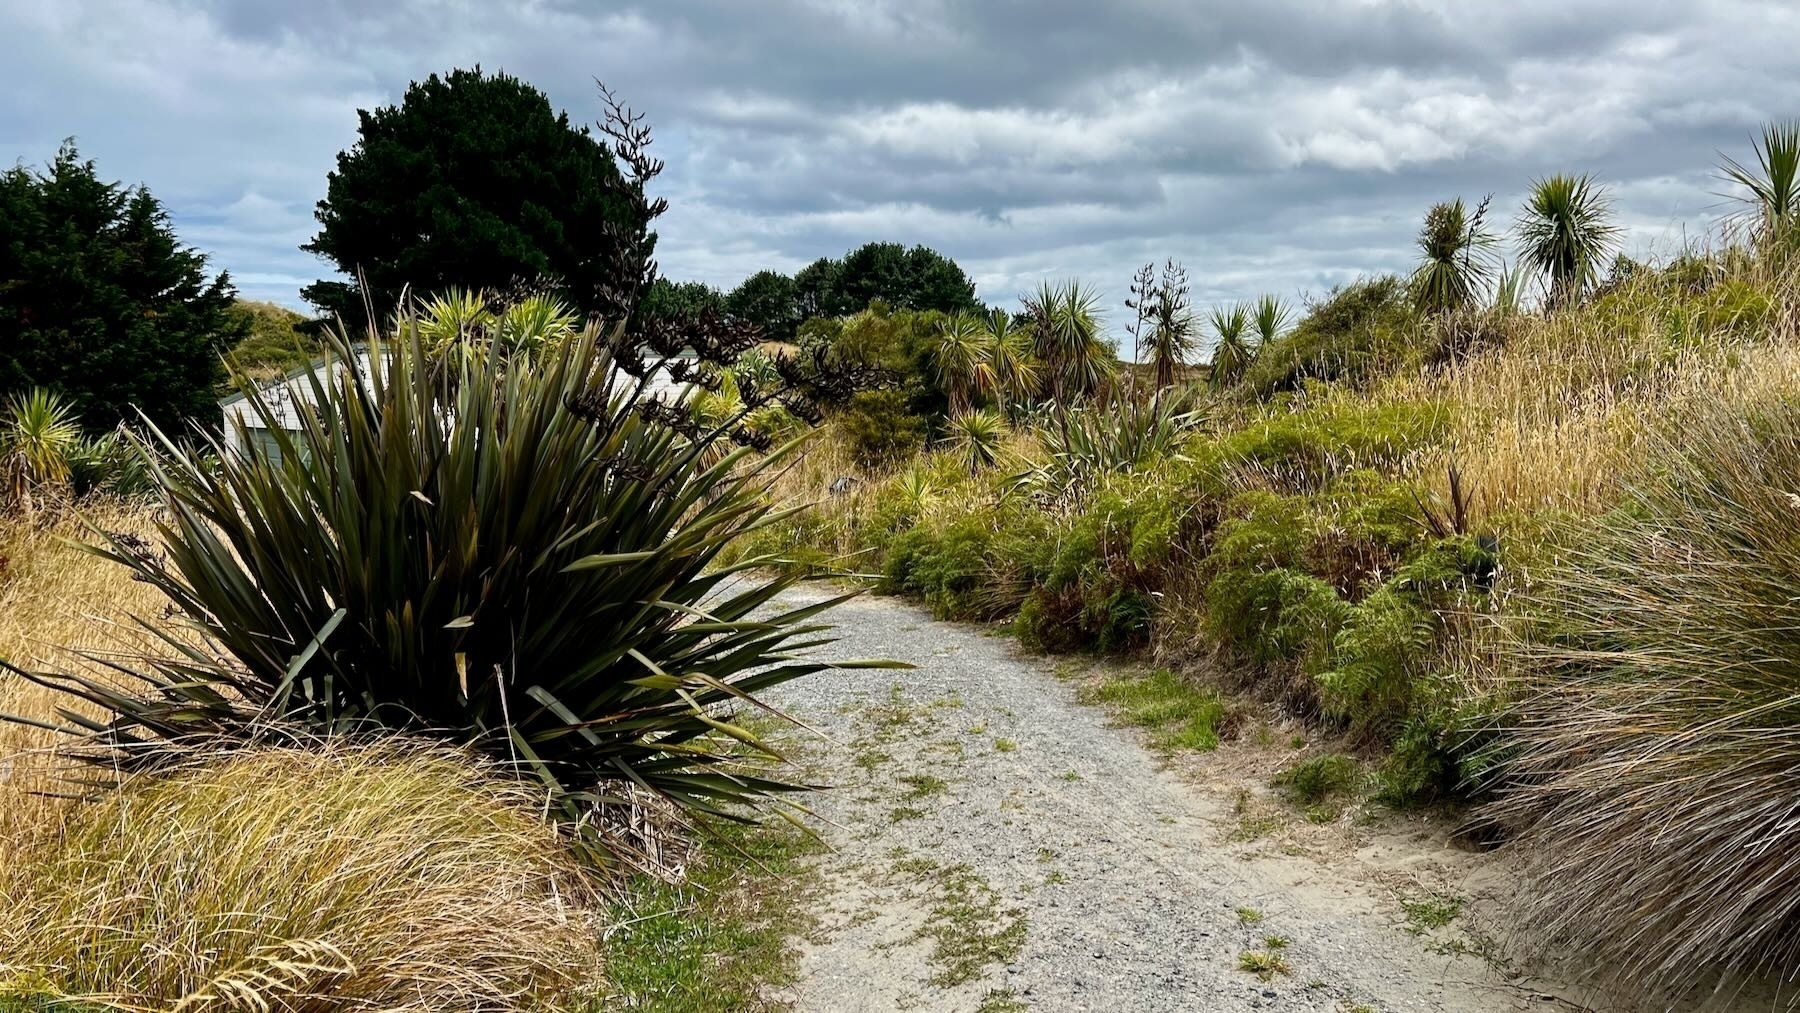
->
764;587;1593;1013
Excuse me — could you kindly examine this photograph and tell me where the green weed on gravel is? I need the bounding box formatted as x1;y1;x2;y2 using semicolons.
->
599;818;823;1012
893;857;1028;987
1081;668;1229;753
1400;891;1464;934
1238;948;1293;981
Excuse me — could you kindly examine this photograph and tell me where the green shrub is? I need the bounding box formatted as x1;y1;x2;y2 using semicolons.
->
1375;716;1467;806
840;389;930;469
908;514;996;620
1316;585;1435;732
1488;390;1800;991
5;325;895;866
1216;398;1449;491
1273;753;1362;804
1208;492;1311;573
1205;566;1348;668
1238;277;1419;397
1015;585;1088;653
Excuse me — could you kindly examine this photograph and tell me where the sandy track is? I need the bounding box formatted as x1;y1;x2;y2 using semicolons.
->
764;588;1597;1013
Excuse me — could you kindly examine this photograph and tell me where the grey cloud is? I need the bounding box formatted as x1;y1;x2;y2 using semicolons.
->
5;0;1799;321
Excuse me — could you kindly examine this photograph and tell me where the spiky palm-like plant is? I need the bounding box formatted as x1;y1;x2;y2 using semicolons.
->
1492;261;1526;316
1252;294;1291;349
933;313;997;415
417;289;580;360
1411;197;1497;315
1029;391;1202;502
0;388;82;506
1515;174;1621;310
1208;303;1255;389
493;294;581;354
2;322;897;866
942;408;1008;474
414;288;491;349
1145;261;1197;390
983;310;1039;414
1719;121;1800;252
1022;280;1114;407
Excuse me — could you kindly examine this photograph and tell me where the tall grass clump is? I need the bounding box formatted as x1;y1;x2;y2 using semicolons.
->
1488;390;1800;994
0;742;597;1009
2;321;892;866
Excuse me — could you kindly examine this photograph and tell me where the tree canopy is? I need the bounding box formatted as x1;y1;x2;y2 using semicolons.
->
726;270;801;340
640;278;726;321
0;142;242;432
302;67;654;326
656;241;981;344
815;242;982;318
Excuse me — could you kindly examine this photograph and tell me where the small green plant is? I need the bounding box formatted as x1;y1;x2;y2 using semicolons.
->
1399;892;1464;935
993;738;1018;753
1238;949;1292;981
1083;668;1228;753
1273;754;1363;805
1236;907;1264;925
898;773;949;800
895;861;1027;988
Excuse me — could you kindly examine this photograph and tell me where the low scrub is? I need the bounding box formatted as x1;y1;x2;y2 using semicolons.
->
1237;276;1419;397
0;743;598;1010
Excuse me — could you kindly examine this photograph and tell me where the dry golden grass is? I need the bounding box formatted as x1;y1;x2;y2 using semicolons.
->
1376;263;1800;522
0;500;168;844
0;742;601;1010
0;505;608;1009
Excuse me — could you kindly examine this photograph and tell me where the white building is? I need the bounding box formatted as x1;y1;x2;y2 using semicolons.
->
218;346;699;465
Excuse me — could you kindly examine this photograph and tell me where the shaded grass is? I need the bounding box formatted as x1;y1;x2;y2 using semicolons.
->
1272;753;1363;805
599;817;824;1012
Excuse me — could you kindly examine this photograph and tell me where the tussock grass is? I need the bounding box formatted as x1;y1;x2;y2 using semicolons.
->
1488;388;1800;995
0;742;600;1010
0;508;609;1008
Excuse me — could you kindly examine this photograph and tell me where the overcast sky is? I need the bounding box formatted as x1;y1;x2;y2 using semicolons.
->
6;0;1799;331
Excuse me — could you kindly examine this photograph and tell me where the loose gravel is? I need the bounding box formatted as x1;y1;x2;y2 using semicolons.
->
765;587;1603;1013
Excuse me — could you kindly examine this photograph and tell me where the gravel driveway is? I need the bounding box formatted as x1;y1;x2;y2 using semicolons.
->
763;586;1607;1013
